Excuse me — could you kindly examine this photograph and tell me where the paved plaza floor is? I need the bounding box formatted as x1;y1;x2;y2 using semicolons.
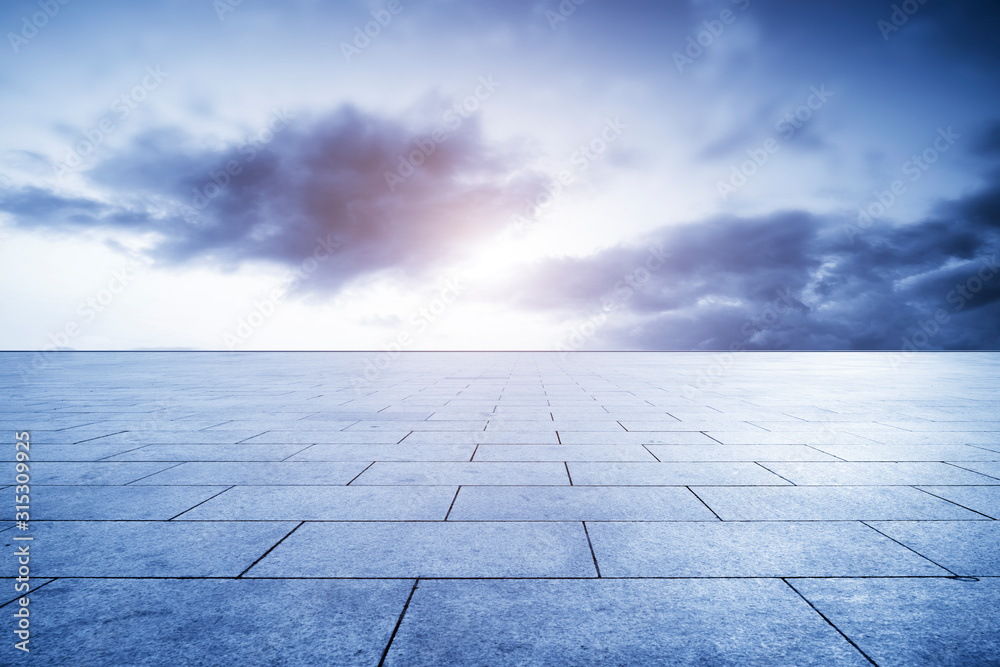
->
2;351;999;665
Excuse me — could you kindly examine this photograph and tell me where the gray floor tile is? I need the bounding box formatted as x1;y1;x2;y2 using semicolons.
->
385;579;870;666
181;485;456;520
447;485;718;521
867;521;1000;576
793;578;1000;667
761;462;1000;485
0;521;296;576
646;444;840;461
131;461;370;485
947;461;1000;479
5;461;177;485
246;522;597;577
811;444;1000;461
351;462;570;485
15;578;412;666
558;431;719;445
694;486;986;521
242;430;410;444
101;444;307;461
587;522;948;576
285;444;476;461
918;485;1000;518
0;444;145;461
568;462;790;485
473;444;657;461
402;431;560;444
2;485;228;520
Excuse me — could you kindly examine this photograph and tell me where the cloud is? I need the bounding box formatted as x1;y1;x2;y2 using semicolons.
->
0;104;542;289
504;177;1000;350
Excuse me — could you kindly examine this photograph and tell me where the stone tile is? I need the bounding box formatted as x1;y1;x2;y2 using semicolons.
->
694;486;986;521
558;431;719;445
131;461;370;485
181;485;456;520
242;430;410;444
0;444;144;461
285;444;476;461
14;578;412;666
352;461;570;485
867;521;1000;576
844;431;1000;446
704;432;876;445
447;486;718;521
85;430;270;444
646;444;840;461
246;522;596;577
761;462;1000;485
2;485;228;520
5;462;177;485
0;521;296;577
568;462;790;486
587;522;948;576
811;444;1000;461
402;431;560;444
947;461;1000;479
473;444;657;461
101;444;307;461
385;579;870;666
793;578;1000;667
918;485;1000;518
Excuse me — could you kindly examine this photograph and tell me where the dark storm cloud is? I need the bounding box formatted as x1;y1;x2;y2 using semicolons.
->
0;104;542;288
508;178;1000;350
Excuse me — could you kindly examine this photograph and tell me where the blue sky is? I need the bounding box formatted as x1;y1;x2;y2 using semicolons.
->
1;0;998;350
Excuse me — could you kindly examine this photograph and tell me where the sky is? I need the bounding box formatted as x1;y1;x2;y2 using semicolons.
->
1;0;998;351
